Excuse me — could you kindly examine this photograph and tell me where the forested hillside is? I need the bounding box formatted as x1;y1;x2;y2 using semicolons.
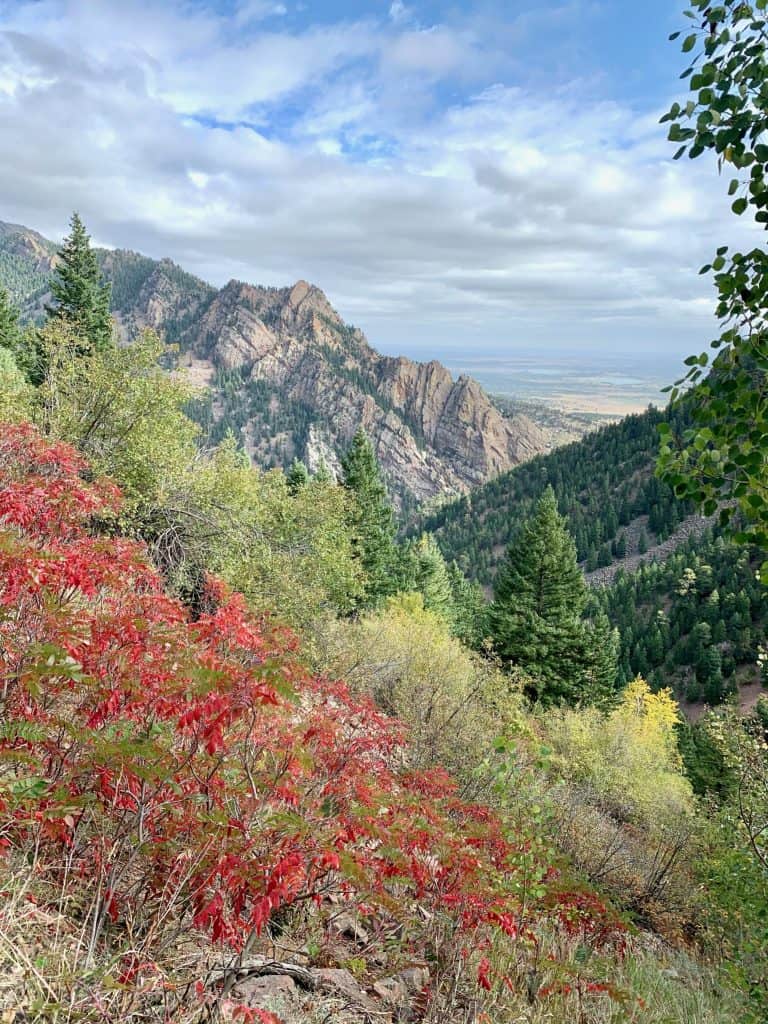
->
591;531;766;701
413;401;768;710
414;406;694;583
0;221;56;310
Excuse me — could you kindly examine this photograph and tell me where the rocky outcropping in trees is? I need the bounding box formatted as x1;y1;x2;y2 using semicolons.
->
0;220;548;505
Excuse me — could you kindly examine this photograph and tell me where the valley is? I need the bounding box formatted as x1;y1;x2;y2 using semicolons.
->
432;349;681;417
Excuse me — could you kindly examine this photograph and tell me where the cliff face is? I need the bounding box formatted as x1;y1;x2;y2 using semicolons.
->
0;220;547;504
168;276;546;502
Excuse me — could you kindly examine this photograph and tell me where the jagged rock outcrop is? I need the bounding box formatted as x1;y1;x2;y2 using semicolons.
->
0;219;548;504
167;276;546;502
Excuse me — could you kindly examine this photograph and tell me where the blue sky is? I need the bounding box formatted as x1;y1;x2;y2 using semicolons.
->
0;1;756;362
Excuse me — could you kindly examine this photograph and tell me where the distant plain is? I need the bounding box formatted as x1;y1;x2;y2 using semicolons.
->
442;350;681;416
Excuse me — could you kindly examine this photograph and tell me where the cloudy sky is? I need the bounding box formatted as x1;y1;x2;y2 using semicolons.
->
0;0;757;359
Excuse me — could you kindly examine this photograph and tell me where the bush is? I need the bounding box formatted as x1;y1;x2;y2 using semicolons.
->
538;679;697;935
0;423;627;1021
544;678;693;828
319;593;523;779
169;434;363;635
0;348;32;423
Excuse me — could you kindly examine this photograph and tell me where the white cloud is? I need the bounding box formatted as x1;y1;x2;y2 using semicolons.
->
383;26;467;77
0;0;754;359
234;1;288;27
388;1;413;26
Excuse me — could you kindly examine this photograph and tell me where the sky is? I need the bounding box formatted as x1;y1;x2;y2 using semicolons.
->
0;0;759;361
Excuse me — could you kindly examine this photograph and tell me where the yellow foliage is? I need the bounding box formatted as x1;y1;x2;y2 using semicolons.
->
612;676;683;770
0;349;33;423
319;592;526;775
543;676;692;829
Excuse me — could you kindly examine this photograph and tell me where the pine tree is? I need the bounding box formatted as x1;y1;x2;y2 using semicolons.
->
286;458;310;494
313;459;333;484
46;212;113;354
0;286;21;353
581;612;620;705
0;287;43;385
447;560;487;648
597;542;612;567
410;534;455;624
489;486;600;705
341;427;397;606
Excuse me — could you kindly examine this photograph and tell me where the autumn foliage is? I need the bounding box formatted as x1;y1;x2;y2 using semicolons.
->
0;424;625;1018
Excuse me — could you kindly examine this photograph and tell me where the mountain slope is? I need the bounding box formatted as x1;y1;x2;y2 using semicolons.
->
0;220;57;310
0;422;634;1024
0;219;548;505
415;402;767;712
412;406;695;583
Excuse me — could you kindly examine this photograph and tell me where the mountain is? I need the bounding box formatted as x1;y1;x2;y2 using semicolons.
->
0;219;548;506
0;220;57;311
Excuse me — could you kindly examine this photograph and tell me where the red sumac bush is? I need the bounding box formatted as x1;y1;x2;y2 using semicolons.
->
0;423;624;1010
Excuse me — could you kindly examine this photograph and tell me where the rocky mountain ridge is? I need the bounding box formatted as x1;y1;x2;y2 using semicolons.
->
0;219;548;504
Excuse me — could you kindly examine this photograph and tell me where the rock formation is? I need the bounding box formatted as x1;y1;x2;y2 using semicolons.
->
0;219;548;504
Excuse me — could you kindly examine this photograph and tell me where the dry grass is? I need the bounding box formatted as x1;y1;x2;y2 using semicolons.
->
0;854;210;1023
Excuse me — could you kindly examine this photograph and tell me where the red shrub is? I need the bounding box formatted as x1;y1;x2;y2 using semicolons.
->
0;423;625;1008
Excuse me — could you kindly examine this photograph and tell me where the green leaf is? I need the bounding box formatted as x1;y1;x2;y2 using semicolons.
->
732;197;749;214
682;33;697;52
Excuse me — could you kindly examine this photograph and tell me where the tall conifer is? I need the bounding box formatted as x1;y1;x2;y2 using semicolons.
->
313;459;333;484
0;286;21;353
447;560;487;648
341;427;397;606
46;212;113;354
287;458;310;494
411;533;455;624
489;486;613;704
581;612;620;705
0;286;44;385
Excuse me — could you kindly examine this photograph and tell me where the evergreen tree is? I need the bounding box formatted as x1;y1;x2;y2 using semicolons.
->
313;459;333;484
676;717;733;798
447;561;487;649
580;612;620;705
0;286;43;385
341;427;397;606
46;212;113;354
0;286;21;353
489;486;601;705
597;542;612;568
409;533;455;625
286;458;310;494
